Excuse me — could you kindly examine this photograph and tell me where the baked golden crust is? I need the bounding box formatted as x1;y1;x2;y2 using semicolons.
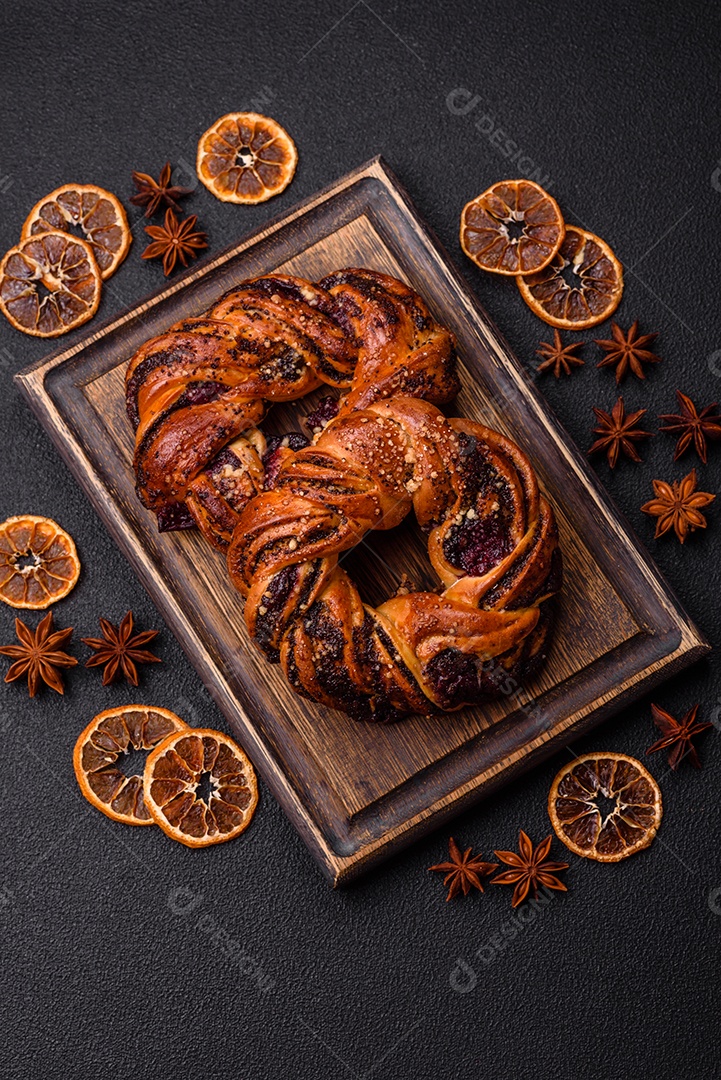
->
126;269;456;549
228;399;560;720
127;267;560;720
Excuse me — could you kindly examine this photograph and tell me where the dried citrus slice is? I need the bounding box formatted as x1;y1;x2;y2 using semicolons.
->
0;231;101;337
548;752;662;862
0;515;80;609
21;183;131;279
144;727;258;847
517;225;624;328
196;112;297;204
74;706;189;825
460;179;564;276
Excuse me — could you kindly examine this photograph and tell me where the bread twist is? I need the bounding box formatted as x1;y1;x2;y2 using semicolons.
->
127;267;560;720
228;396;560;719
126;268;457;548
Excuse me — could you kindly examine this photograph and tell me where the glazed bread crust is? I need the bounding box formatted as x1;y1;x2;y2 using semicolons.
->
127;268;560;720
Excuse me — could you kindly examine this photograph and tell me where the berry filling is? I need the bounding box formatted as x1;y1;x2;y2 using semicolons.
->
157;503;196;533
207;445;243;477
179;380;226;407
262;431;309;488
425;648;481;709
443;514;511;576
304;395;339;435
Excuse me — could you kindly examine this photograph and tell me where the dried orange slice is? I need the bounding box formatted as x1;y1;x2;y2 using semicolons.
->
0;515;80;609
144;727;258;847
74;706;188;825
548;752;662;862
21;183;131;279
0;231;101;337
197;112;297;204
517;225;624;328
460;179;564;276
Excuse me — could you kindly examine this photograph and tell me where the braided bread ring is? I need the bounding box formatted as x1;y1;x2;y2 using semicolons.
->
126;268;561;721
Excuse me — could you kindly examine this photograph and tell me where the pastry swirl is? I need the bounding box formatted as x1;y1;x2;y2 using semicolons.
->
127;268;560;720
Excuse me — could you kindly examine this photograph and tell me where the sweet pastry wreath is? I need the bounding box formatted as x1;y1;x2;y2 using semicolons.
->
126;268;561;720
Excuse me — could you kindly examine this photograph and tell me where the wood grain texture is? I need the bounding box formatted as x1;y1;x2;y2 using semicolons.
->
15;158;710;884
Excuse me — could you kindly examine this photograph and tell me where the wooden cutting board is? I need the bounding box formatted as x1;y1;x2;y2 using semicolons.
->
15;157;709;885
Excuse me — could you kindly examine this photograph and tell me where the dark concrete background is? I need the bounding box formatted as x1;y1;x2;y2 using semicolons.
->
1;2;720;1077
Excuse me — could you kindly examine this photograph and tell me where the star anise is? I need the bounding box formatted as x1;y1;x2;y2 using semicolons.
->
82;611;160;686
641;468;715;543
536;330;585;377
647;702;712;769
595;321;661;382
141;209;208;276
491;830;568;908
428;837;498;901
588;396;653;467
0;612;77;696
659;390;721;464
130;162;193;217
